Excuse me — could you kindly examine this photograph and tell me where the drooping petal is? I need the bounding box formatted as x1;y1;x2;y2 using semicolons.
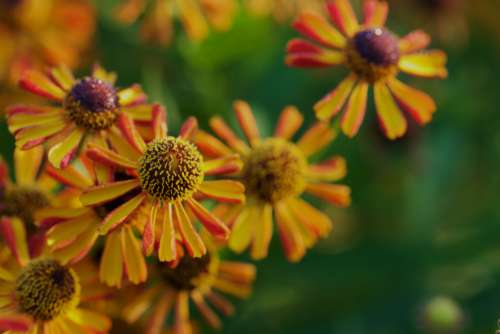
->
203;155;242;176
306;183;351;207
297;122;336;157
173;202;206;258
373;81;407;139
173;291;192;334
399;30;431;54
386;77;436;125
209;116;249;154
0;217;29;266
86;144;138;169
197;180;245;204
117;113;146;153
80;179;141;206
399;50;448;78
14;145;44;186
234;100;260;146
327;0;359;37
306;156;347;182
274;202;306;262
121;225;147;284
98;193;146;235
187;199;231;239
341;81;369;138
179;117;198;140
159;204;177;262
363;0;388;27
274;106;304;140
193;130;232;158
48;127;85;169
100;229;124;287
251;204;273;260
142;203;158;256
145;292;174;334
315;74;357;121
19;70;66;101
292;13;346;49
206;291;235;316
228;207;256;254
286;40;345;67
118;84;147;106
191;291;221;329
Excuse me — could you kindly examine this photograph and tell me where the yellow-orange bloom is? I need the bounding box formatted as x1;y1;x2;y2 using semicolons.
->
115;0;237;45
286;0;448;139
194;101;351;262
245;0;325;23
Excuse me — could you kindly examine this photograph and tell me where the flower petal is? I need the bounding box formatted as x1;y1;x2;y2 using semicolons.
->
14;146;44;186
203;155;242;176
100;230;124;287
118;84;147;106
228;207;256;253
67;309;111;333
15;120;67;149
53;226;98;265
197;180;245;204
293;12;346;48
209;116;249;154
152;104;167;139
399;50;448;78
286;40;345;67
234;100;260;146
327;0;359;37
306;183;351;207
374;81;408;139
86;144;138;169
251;204;273;260
121;225;147;284
187;199;231;239
0;217;29;266
275;202;306;262
92;63;118;84
48;127;85;169
399;30;431;54
386;77;436;125
363;0;388;27
35;207;92;229
123;104;154;122
274;106;304;140
173;202;206;258
0;314;32;331
99;193;146;235
46;163;94;190
306;156;347;182
315;74;357;121
192;291;221;329
179;117;198;140
194;130;232;158
80;179;141;206
142;203;158;256
341;81;369;138
7;106;65;133
297;122;336;157
19;70;66;101
49;65;75;91
173;291;191;334
159;204;177;262
287;197;333;238
117;113;146;153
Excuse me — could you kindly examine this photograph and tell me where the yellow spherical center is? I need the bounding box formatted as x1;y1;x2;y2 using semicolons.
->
15;259;80;321
1;186;49;225
346;28;400;83
138;137;204;201
161;253;211;291
243;138;307;204
64;77;119;130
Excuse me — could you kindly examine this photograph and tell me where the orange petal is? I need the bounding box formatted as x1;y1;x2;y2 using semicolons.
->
399;50;448;78
100;229;124;287
49;65;75;91
193;130;232;158
191;291;221;329
297;122;336;157
15;120;67;149
286;40;345;67
123;104;154;122
173;202;206;258
274;106;304;140
86;144;138;169
19;70;66;101
363;0;388;27
373;81;408;139
179;117;198;140
306;183;351;207
306;155;347;182
186;199;230;239
234;100;260;146
292;12;346;48
173;291;192;334
275;202;306;262
99;193;146;235
0;217;29;266
118;84;147;106
142;203;158;256
315;74;357;121
117;113;146;153
287;197;333;238
121;225;147;284
399;30;431;54
0;314;33;331
152;104;168;139
46;163;93;190
341;81;368;138
251;204;273;260
203;155;242;176
197;180;245;203
159;204;177;262
80;179;141;206
327;0;359;37
48;127;85;169
7;106;64;133
209;116;249;154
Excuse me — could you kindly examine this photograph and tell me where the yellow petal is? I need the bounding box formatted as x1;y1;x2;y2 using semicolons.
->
251;204;273;260
341;81;369;138
121;225;147;284
399;50;448;78
48;127;85;169
100;230;124;287
14;146;44;186
99;193;146;235
80;179;141;206
373;81;407;140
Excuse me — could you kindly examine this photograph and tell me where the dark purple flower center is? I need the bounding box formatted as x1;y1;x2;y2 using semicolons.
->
353;28;400;66
69;77;118;114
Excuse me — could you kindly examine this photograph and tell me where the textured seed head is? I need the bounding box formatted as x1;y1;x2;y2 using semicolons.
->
15;259;80;321
243;138;307;204
346;28;400;83
1;186;49;225
64;77;119;130
138;137;204;201
161;253;211;291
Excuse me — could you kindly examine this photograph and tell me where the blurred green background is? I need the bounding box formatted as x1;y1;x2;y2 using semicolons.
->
2;0;500;333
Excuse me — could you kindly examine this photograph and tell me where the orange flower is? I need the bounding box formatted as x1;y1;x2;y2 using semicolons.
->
194;101;351;262
115;0;237;45
6;65;154;169
286;0;448;139
245;0;325;23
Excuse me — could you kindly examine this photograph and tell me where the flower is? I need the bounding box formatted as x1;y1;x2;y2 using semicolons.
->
122;240;255;334
114;0;237;45
286;0;448;139
0;216;111;333
6;64;154;169
245;0;325;23
194;101;351;262
0;0;95;84
79;107;245;277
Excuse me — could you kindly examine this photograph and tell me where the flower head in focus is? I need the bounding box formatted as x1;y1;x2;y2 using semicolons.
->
194;101;351;262
115;0;237;45
0;217;111;333
286;0;448;139
7;65;154;169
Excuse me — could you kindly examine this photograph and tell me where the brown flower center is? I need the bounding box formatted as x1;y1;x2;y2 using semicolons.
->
161;253;211;291
1;186;49;225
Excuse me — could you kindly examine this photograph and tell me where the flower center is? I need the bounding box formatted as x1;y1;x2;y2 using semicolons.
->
138;137;204;201
0;186;49;225
243;138;307;204
15;259;80;321
161;253;211;291
346;28;400;83
64;77;119;130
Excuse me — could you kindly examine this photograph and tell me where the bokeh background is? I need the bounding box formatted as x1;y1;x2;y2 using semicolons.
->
1;0;500;333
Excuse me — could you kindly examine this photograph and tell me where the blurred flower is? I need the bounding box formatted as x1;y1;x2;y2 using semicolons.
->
0;217;111;333
244;0;325;23
79;107;244;281
6;65;154;169
194;101;351;262
122;240;255;334
115;0;237;45
286;0;448;139
419;296;465;334
0;0;95;84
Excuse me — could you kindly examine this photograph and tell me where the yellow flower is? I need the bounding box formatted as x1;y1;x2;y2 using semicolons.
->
6;65;154;169
115;0;237;45
245;0;325;23
0;217;111;333
194;101;351;262
286;0;448;139
122;239;255;334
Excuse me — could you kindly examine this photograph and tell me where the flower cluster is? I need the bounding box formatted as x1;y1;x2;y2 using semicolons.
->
0;0;448;333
